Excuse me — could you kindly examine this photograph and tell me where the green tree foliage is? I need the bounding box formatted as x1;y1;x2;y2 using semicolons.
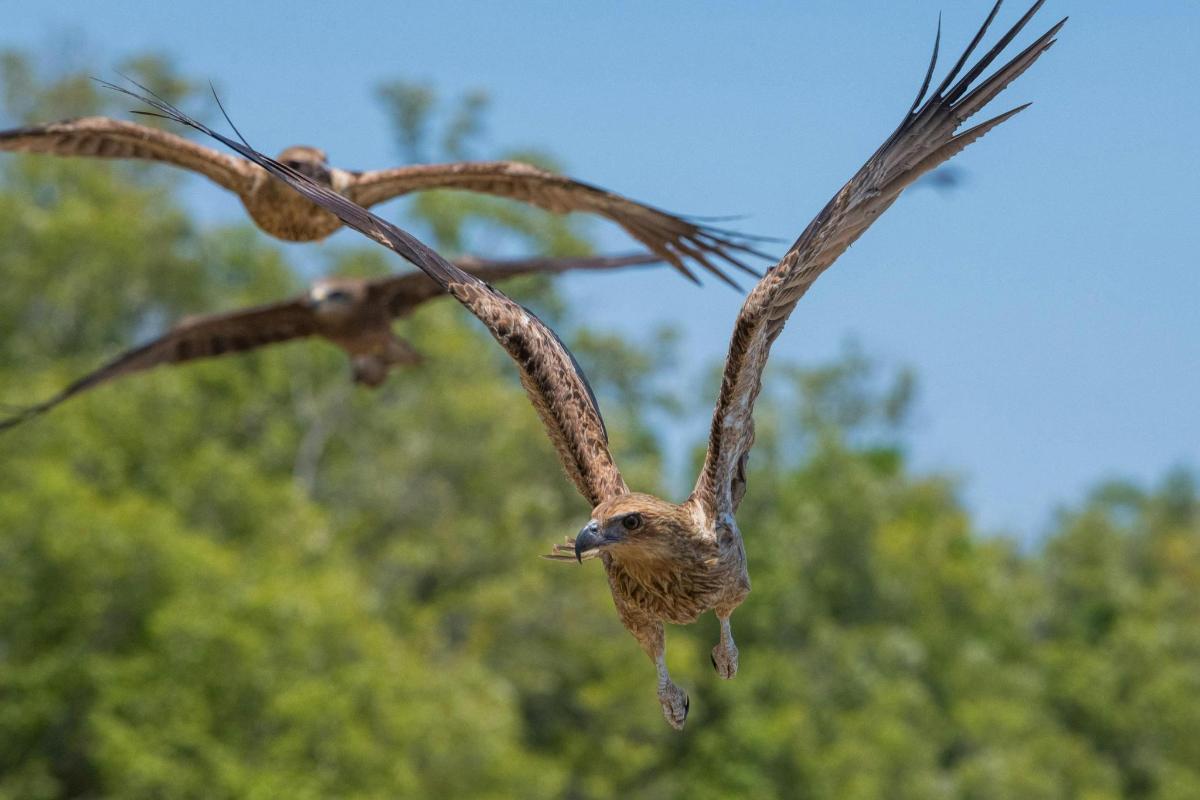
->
1;52;1197;799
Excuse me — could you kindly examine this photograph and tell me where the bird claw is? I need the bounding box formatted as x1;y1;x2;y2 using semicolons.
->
658;683;690;730
711;641;738;680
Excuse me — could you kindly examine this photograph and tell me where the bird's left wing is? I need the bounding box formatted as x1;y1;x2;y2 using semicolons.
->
372;252;663;316
691;1;1065;522
0;295;318;431
106;81;629;508
0;116;255;193
346;160;768;289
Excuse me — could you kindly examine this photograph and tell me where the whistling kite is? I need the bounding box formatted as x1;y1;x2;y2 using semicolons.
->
0;253;660;431
0;117;764;286
111;0;1063;729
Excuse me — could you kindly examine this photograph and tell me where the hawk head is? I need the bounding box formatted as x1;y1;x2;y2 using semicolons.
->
308;279;365;318
574;493;695;564
277;145;332;186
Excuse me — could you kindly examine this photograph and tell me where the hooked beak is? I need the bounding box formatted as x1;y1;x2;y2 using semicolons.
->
574;520;606;563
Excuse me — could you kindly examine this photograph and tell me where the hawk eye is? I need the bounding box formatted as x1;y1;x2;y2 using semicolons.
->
622;513;642;531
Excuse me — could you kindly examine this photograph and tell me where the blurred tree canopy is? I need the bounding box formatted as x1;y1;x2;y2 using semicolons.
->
1;49;1197;800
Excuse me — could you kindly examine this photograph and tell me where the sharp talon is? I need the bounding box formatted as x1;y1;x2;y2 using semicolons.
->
684;694;690;714
710;652;718;672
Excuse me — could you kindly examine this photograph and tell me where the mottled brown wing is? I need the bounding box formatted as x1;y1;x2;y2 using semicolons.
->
370;252;663;317
0;116;255;193
109;83;630;507
692;1;1065;521
0;297;317;431
346;160;768;289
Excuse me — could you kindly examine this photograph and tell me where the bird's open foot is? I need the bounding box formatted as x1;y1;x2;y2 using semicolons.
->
658;682;690;730
710;639;739;680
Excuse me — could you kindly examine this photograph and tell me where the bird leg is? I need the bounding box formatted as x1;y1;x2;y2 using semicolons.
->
630;618;688;730
350;355;390;387
655;652;689;730
710;613;739;680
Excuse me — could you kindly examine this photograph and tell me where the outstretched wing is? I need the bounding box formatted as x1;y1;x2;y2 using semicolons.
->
109;83;629;508
692;1;1065;521
347;160;769;289
0;297;317;431
372;251;663;316
0;116;255;193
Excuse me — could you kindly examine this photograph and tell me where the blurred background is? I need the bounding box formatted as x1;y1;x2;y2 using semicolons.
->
1;2;1197;798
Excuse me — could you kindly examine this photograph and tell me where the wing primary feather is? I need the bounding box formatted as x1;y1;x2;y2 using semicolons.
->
208;81;254;150
943;0;1047;105
691;225;785;245
907;15;942;116
696;236;769;279
950;20;1064;123
887;103;1031;197
670;237;743;290
932;0;1006;98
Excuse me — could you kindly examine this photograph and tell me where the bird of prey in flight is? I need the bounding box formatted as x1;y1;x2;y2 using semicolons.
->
0;252;661;431
0;117;766;287
108;0;1063;729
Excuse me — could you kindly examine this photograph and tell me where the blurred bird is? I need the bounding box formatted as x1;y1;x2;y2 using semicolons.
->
109;0;1063;729
0;117;767;286
0;252;662;431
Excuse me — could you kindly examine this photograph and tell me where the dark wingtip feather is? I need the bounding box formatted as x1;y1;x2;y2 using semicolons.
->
948;15;1062;127
684;213;752;223
208;81;252;149
932;0;1006;99
128;110;173;121
709;246;766;280
667;254;703;286
944;0;1048;106
680;227;774;287
908;14;942;115
725;241;778;263
671;240;744;290
694;226;786;246
0;402;50;433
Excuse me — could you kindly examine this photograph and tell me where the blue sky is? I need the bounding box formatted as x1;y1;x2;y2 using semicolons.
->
6;1;1198;538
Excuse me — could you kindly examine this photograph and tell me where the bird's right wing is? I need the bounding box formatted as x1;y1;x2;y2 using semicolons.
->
691;1;1065;522
373;252;663;316
109;83;629;508
0;296;318;431
0;116;255;193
